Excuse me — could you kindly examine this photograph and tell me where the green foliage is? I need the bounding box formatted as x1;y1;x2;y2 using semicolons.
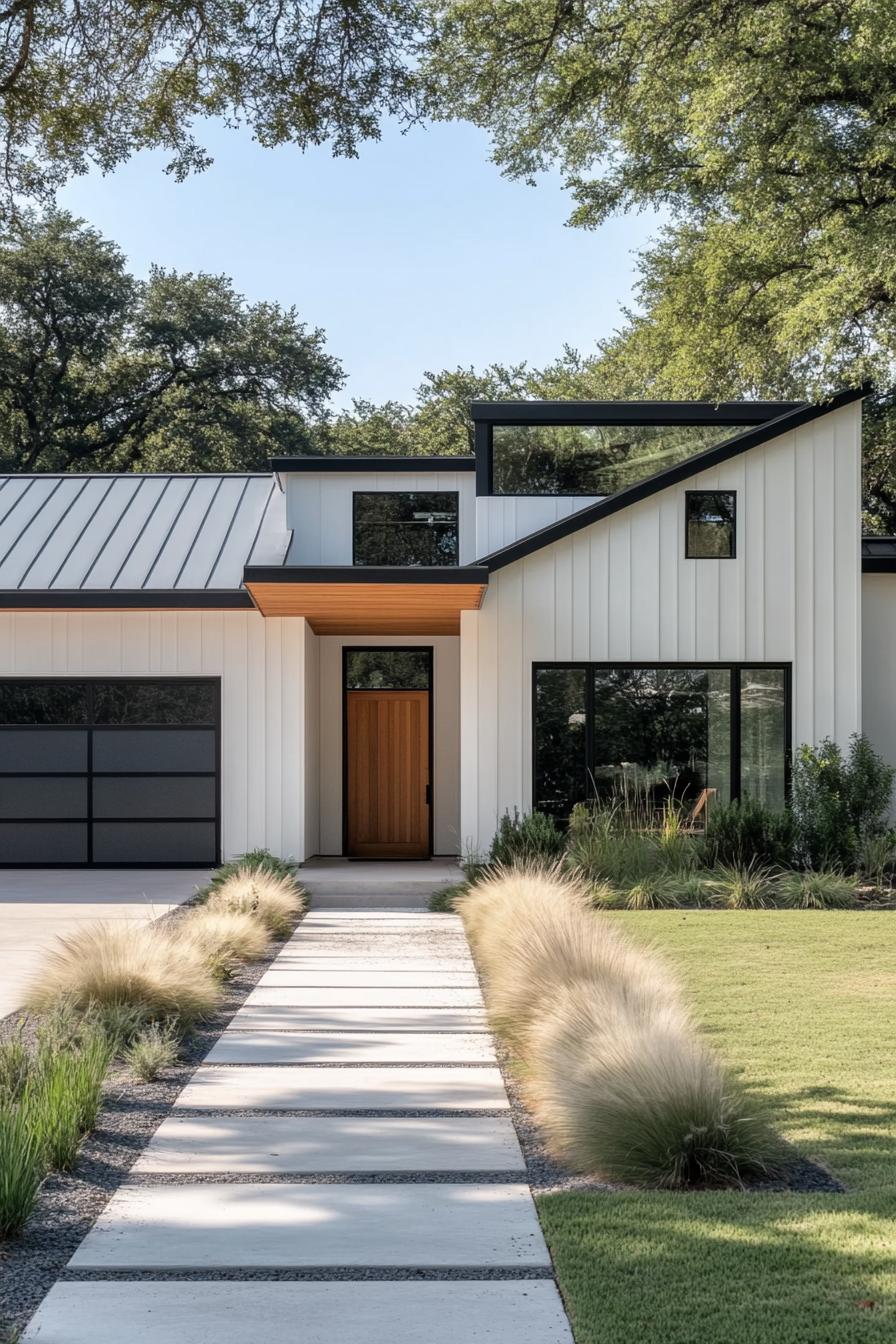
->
428;882;469;913
777;871;857;911
792;735;895;870
0;3;421;220
565;801;698;892
706;863;781;911
124;1022;180;1082
624;877;680;911
0;212;343;474
703;799;795;869
0;1100;44;1238
204;849;301;895
488;808;565;867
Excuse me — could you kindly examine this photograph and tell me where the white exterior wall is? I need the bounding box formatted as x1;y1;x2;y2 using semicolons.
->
475;495;601;556
284;472;477;565
861;574;896;802
0;610;311;863
461;404;863;852
314;634;461;856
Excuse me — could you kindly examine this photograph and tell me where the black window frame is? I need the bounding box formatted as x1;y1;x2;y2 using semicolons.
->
0;676;221;868
351;491;460;568
685;490;737;559
531;661;791;821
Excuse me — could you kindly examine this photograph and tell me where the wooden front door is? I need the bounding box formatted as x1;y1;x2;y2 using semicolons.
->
345;690;431;858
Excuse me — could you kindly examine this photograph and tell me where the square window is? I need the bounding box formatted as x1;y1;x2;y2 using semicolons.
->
353;492;459;566
685;491;736;558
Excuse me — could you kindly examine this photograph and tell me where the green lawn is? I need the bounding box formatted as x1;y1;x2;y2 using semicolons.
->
537;912;896;1344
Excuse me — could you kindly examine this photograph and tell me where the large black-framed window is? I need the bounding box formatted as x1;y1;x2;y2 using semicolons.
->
685;491;737;558
0;678;220;867
352;492;459;566
533;663;790;822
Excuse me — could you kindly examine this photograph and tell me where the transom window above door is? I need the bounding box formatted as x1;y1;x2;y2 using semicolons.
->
352;492;459;566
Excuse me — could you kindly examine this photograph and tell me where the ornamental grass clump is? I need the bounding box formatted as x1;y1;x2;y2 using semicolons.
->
124;1022;180;1081
24;922;221;1026
182;906;270;977
777;870;857;910
207;867;306;937
457;863;783;1188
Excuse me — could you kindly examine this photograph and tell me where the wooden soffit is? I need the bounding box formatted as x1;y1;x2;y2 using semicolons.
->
243;566;488;635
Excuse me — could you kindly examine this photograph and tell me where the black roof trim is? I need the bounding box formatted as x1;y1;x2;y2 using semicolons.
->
862;537;896;572
269;456;476;473
243;565;488;586
470;399;806;426
0;589;254;609
480;387;868;572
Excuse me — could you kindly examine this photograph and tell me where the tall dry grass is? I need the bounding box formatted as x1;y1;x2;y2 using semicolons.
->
182;907;270;977
457;863;782;1188
207;866;306;937
24;922;221;1024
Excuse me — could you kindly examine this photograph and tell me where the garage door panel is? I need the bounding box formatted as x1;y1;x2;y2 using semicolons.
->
92;729;216;773
92;776;216;820
0;729;88;772
0;822;88;863
93;821;217;864
0;776;87;819
0;679;219;866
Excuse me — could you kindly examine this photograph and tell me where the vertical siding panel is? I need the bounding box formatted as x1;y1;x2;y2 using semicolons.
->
0;614;11;671
812;425;836;742
278;618;303;859
553;539;574;659
630;503;659;662
121;614;151;672
794;426;816;745
571;532;591;660
265;618;284;856
717;458;746;660
222;613;249;855
833;408;862;742
51;615;68;670
658;492;679;660
175;612;202;672
589;527;610;660
476;580;500;848
245;613;267;850
459;611;480;852
607;518;631;661
497;564;524;822
744;451;766;659
763;437;795;666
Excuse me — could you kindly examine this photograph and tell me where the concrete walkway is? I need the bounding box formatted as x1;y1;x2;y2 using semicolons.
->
0;870;205;1019
23;908;573;1343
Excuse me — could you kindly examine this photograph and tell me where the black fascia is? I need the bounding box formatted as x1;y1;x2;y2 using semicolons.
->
479;387;868;572
242;564;489;586
469;399;806;426
0;590;254;609
268;456;476;473
861;538;896;571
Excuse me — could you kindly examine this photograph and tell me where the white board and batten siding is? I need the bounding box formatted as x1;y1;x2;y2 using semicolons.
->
474;496;601;556
285;472;477;565
0;610;312;862
461;403;863;852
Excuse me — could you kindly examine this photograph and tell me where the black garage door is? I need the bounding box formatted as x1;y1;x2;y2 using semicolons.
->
0;679;220;866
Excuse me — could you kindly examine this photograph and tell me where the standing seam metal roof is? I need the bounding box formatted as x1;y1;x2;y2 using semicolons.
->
0;474;288;591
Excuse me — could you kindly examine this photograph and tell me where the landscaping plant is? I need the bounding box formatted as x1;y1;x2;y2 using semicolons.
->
706;862;781;910
791;734;895;870
207;866;306;937
428;882;469;913
703;798;795;868
202;848;300;894
124;1022;180;1082
182;906;270;977
458;864;781;1187
777;871;857;910
24;922;221;1025
488;808;565;867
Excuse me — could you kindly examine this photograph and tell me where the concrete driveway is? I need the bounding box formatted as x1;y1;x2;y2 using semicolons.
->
0;870;208;1020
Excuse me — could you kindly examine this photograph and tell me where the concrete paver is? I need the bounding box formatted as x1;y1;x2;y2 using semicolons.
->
224;1006;489;1032
23;1281;573;1343
245;986;485;1007
204;1030;496;1065
132;1115;525;1173
68;1182;552;1269
174;1064;510;1111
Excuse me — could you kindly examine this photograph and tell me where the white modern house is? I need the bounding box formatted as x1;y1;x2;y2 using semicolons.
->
0;387;892;868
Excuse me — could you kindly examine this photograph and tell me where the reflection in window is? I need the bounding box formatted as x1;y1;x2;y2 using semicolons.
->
533;667;587;819
685;491;736;558
353;492;459;566
492;424;741;496
0;682;89;724
345;650;431;690
533;664;787;822
740;669;787;809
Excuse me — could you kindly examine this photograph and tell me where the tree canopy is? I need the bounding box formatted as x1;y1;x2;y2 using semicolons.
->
0;211;343;473
0;1;421;220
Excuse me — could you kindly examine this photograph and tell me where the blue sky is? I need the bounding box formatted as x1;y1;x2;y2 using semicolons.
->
61;118;660;409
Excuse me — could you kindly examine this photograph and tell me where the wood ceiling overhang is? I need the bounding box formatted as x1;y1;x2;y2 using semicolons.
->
243;566;488;635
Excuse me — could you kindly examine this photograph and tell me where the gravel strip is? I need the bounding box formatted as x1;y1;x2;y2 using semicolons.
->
0;903;306;1338
59;1266;555;1283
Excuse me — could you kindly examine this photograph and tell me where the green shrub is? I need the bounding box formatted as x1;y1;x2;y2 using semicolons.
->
0;1032;30;1102
565;803;665;888
857;831;896;888
663;870;716;908
703;798;794;868
792;735;895;870
0;1099;44;1236
707;862;781;910
777;871;857;910
31;1027;112;1171
624;877;680;910
488;808;565;866
202;849;300;895
428;882;468;913
124;1022;180;1081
